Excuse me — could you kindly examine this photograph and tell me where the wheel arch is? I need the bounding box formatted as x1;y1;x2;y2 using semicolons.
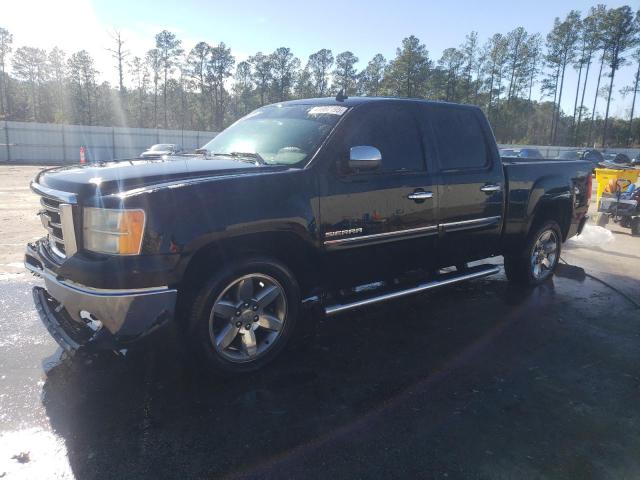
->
529;198;573;241
177;230;321;314
525;174;574;241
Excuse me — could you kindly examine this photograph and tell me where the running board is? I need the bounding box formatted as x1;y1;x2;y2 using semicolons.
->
324;265;501;317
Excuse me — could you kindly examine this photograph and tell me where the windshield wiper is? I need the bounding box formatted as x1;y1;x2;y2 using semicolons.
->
213;151;266;165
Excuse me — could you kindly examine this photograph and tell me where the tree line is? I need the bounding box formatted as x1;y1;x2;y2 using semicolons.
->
1;4;640;147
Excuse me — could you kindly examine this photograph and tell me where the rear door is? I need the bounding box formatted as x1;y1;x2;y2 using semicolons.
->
317;101;439;284
416;104;505;265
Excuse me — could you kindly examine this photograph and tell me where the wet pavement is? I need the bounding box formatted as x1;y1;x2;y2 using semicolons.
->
1;259;639;479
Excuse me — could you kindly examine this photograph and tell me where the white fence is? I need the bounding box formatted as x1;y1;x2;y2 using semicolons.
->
0;121;218;165
1;120;637;165
499;144;640;159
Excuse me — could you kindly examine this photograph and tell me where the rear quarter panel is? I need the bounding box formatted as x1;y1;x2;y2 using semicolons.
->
502;159;591;250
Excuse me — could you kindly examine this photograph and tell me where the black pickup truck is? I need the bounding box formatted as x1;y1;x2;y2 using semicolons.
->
25;97;592;373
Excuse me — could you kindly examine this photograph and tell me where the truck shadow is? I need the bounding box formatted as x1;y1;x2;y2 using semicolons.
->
41;275;564;479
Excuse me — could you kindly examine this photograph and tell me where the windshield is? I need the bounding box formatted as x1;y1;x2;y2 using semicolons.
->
201;104;348;166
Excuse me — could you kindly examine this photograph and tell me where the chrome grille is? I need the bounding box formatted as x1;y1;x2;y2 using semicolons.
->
40;196;67;257
32;182;78;260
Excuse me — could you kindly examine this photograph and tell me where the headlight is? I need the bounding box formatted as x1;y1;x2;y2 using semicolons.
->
83;208;146;255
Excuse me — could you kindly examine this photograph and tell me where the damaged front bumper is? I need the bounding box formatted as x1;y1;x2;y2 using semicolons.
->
25;241;177;352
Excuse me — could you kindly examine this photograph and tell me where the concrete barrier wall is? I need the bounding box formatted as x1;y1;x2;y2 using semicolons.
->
0;121;218;165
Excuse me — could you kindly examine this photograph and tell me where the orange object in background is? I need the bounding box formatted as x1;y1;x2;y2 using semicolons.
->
79;146;86;164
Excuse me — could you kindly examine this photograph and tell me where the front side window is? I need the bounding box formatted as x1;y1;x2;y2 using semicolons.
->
201;104;347;166
341;103;425;173
429;107;488;170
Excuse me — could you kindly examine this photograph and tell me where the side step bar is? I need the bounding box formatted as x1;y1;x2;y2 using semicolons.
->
324;264;501;317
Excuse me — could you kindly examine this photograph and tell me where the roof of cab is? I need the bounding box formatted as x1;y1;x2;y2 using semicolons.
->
275;96;481;110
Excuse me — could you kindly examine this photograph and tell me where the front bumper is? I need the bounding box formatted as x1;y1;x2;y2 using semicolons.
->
26;241;177;351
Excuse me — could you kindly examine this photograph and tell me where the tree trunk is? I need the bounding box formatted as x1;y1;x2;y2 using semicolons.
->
507;44;520;101
575;55;592;146
163;67;168;128
30;81;37;121
601;65;617;148
572;61;584;128
587;52;605;146
487;69;495;120
549;66;560;144
139;89;143;127
553;59;568;145
153;80;158;128
86;84;92;125
0;63;5;116
627;59;640;146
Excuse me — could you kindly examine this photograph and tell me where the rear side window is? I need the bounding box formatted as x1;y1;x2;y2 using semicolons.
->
342;103;424;173
429;107;488;170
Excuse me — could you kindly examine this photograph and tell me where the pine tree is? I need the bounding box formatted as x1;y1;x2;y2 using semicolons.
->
383;35;431;98
155;30;183;128
307;49;333;96
333;51;359;95
600;5;637;147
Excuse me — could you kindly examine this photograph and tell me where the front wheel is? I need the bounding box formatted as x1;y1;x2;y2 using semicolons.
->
187;257;300;374
504;220;562;286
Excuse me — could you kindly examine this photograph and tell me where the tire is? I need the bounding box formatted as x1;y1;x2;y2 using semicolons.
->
631;218;640;236
596;213;609;227
504;220;562;287
187;256;300;375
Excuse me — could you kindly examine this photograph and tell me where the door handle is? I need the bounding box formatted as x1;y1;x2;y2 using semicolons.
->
407;191;433;200
480;184;502;193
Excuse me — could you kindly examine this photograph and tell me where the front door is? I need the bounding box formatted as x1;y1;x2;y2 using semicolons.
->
317;102;439;286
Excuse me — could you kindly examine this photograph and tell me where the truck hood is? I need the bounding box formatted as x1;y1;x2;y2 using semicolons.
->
35;156;282;199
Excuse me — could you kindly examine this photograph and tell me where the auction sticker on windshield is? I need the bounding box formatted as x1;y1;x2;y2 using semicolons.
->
308;106;348;116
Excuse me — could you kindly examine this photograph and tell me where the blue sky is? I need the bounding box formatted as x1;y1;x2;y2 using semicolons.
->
4;0;638;118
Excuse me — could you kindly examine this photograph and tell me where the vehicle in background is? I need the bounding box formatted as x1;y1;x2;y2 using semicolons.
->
499;148;543;159
517;148;544;159
499;148;517;157
601;152;632;166
139;144;183;159
25;97;592;375
558;149;603;171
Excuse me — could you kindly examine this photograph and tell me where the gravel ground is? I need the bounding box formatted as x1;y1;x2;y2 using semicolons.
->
0;166;49;275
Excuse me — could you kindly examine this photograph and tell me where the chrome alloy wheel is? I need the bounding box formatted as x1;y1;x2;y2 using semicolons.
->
209;274;287;363
530;229;559;280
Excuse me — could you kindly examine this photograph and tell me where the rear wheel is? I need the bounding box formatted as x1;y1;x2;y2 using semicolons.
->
504;220;562;286
188;257;300;374
631;218;640;236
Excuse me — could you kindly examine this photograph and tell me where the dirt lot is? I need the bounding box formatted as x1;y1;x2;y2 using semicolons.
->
0;166;49;274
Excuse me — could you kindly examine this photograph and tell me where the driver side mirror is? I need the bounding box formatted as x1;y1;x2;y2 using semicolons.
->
349;146;382;172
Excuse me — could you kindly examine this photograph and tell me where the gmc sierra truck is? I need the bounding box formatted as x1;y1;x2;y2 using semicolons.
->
25;97;592;374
